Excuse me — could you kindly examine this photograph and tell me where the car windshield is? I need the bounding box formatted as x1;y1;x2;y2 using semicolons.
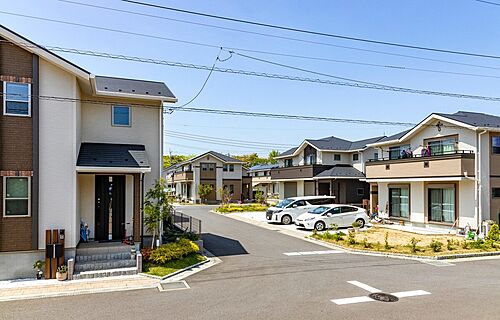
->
308;206;330;214
276;198;294;208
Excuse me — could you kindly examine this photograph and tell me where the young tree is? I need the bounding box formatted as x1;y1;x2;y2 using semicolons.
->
143;178;171;248
218;187;233;206
198;184;214;204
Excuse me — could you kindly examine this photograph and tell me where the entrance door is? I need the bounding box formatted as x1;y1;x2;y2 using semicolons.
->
95;175;126;241
318;182;330;196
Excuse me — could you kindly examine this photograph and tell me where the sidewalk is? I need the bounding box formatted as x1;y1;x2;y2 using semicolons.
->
0;275;158;302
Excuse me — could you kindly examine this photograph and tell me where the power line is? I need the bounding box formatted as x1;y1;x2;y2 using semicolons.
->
4;40;500;103
123;0;500;60
474;0;500;6
5;8;500;76
57;0;500;73
165;133;281;151
165;141;266;154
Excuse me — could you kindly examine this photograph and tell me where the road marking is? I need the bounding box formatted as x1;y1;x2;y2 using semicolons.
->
346;280;382;293
331;281;431;305
420;259;455;267
283;250;343;256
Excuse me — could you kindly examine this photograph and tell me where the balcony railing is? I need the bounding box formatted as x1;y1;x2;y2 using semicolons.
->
173;171;193;181
271;164;332;180
367;150;474;163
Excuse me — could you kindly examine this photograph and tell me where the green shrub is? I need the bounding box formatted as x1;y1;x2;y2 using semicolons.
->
469;239;485;250
347;230;356;245
384;232;391;249
140;248;154;263
429;239;442;252
362;237;372;249
332;231;345;242
461;241;469;249
149;239;199;265
446;239;456;251
408;237;421;253
216;204;268;213
487;224;500;241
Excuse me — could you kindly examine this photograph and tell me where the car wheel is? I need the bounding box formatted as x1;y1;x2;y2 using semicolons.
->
356;218;365;228
314;221;326;231
281;215;292;225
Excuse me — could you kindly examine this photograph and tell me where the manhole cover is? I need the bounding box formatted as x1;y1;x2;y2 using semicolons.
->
368;292;399;302
158;280;190;292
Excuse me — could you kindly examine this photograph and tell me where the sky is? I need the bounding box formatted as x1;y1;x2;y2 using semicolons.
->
2;0;500;157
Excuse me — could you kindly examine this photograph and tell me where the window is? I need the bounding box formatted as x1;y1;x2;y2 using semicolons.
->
428;187;455;223
374;152;379;160
223;164;234;172
292;200;306;207
201;163;215;171
308;198;335;205
305;154;317;165
389;187;409;219
334;154;341;161
427;137;457;156
356;188;365;196
4;177;30;217
223;164;228;172
112;105;131;126
326;207;341;215
492;188;500;198
229;164;234;172
340;206;358;213
284;159;293;167
492;136;500;154
352;154;359;161
4;82;31;116
389;145;411;160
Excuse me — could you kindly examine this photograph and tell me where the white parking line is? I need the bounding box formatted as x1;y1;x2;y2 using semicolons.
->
283;250;343;256
332;296;374;305
392;290;431;298
346;280;382;293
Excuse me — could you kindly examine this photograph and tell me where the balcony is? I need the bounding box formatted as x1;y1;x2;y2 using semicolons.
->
271;164;332;180
365;150;475;179
173;171;193;181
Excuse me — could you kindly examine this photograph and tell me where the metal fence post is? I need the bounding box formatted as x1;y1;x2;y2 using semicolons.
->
189;218;192;233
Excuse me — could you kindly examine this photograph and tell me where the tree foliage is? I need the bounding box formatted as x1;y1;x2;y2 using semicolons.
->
234;150;281;167
144;178;171;248
163;154;195;168
198;184;214;203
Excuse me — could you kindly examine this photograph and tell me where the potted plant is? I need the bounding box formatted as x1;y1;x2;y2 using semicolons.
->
33;260;44;280
56;265;68;281
352;221;362;232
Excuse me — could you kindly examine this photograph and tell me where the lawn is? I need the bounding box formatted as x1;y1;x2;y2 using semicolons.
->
312;226;500;257
144;253;206;277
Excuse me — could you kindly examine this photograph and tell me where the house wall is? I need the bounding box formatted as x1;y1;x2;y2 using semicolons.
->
38;58;79;249
321;151;351;165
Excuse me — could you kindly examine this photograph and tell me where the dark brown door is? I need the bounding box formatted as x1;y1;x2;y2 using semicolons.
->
95;175;126;241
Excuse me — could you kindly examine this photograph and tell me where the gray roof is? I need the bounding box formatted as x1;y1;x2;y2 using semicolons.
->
278;147;298;157
315;165;365;178
436;111;500;129
95;76;176;100
248;163;279;171
77;143;149;167
207;151;244;163
375;129;411;143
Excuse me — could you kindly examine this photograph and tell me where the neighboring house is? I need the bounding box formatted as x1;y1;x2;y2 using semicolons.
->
0;25;176;279
271;135;385;204
247;163;279;197
165;151;252;203
365;111;500;230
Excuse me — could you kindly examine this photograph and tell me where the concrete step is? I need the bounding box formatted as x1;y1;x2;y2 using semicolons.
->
72;267;137;280
75;259;136;272
76;243;134;256
76;252;131;262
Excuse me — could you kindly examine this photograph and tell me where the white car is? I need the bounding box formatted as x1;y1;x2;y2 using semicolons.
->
295;204;369;231
265;196;336;225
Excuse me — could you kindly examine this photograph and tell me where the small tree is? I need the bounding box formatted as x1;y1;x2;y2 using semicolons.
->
255;190;266;204
218;187;232;206
198;184;213;204
144;178;171;248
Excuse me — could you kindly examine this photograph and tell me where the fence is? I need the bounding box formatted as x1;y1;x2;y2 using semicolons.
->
165;208;202;235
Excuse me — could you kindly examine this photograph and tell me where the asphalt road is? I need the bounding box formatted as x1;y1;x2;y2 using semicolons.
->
2;205;500;320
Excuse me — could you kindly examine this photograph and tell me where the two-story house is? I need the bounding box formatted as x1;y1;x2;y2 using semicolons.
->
271;135;385;204
0;25;176;279
166;151;252;203
247;163;279;197
365;111;500;231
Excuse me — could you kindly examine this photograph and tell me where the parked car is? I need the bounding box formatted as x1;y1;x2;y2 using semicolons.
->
295;204;369;231
265;196;336;225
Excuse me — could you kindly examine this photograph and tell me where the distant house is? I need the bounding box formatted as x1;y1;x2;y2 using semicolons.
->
366;111;500;230
247;164;279;197
271;135;385;205
165;151;252;203
0;24;176;279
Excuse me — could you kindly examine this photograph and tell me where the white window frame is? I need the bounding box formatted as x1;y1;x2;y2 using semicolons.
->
3;176;31;217
3;81;31;117
111;105;131;127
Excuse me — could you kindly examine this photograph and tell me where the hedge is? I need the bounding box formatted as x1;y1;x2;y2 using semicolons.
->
143;238;199;265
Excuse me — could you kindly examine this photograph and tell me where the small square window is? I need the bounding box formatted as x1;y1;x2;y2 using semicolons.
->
357;188;365;196
4;82;31;116
353;154;359;161
493;188;500;198
229;164;234;172
334;154;341;161
223;164;228;172
492;136;500;154
4;177;30;217
112;105;131;126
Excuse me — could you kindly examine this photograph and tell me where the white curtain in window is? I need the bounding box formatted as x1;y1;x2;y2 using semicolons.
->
442;188;455;223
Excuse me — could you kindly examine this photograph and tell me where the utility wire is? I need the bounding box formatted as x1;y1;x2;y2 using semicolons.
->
123;0;500;60
5;8;500;74
474;0;500;6
165;133;282;150
3;40;500;103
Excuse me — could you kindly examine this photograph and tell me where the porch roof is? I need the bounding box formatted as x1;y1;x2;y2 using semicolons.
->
314;165;365;179
76;143;151;172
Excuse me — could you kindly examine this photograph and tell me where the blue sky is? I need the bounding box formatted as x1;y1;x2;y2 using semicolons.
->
3;0;500;156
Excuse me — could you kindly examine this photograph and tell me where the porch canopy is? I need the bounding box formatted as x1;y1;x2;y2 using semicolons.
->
76;142;151;173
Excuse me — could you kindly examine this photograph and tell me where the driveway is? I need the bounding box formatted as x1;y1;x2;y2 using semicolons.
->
2;205;500;320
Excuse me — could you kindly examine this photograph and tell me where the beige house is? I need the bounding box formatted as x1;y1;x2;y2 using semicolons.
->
165;151;252;203
247;164;280;197
366;111;500;231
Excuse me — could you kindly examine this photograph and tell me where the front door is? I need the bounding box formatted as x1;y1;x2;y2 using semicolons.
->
95;175;126;241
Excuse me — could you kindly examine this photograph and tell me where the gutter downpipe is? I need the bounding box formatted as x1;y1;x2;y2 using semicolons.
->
477;129;488;232
140;172;145;248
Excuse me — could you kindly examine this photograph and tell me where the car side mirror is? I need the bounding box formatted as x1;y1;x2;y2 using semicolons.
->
326;213;333;217
292;204;298;208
